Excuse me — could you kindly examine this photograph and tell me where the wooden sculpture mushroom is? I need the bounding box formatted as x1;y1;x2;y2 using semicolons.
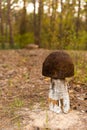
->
42;51;74;113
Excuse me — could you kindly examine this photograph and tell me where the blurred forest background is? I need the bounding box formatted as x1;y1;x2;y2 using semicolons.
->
0;0;87;50
0;1;87;128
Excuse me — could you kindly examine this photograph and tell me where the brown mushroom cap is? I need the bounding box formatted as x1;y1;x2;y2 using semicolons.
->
42;51;74;79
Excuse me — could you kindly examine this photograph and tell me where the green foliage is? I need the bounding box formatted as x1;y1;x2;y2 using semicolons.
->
70;51;87;83
78;31;87;50
1;0;87;50
14;33;34;48
65;31;87;50
41;15;59;49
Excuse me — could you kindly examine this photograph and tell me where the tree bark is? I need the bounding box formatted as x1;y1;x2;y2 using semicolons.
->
33;0;43;47
76;0;81;38
7;0;14;48
59;0;63;48
20;0;27;35
84;2;87;49
38;0;43;47
33;0;38;45
85;2;87;31
0;0;5;48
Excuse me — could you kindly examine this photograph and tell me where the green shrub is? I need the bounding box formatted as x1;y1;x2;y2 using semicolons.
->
78;31;87;50
14;32;34;48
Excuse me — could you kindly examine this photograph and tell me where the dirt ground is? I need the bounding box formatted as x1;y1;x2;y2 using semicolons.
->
0;48;87;129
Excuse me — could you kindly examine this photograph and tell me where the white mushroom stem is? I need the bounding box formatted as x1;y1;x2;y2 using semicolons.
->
48;79;70;113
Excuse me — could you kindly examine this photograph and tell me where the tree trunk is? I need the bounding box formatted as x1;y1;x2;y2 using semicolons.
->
48;0;51;15
20;0;27;35
38;0;43;47
33;0;43;47
52;0;58;20
0;0;5;48
59;0;63;48
85;2;87;31
33;0;38;45
48;0;58;48
76;0;81;38
85;2;87;49
7;0;14;48
51;0;55;31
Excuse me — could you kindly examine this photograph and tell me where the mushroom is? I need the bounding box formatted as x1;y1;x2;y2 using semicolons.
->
42;51;74;113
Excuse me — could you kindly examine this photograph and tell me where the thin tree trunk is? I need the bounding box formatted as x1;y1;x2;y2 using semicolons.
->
49;0;58;48
85;2;87;31
7;0;14;48
20;0;27;35
48;0;51;15
85;2;87;49
38;0;43;47
51;0;55;30
0;0;5;48
76;0;81;38
59;0;63;48
51;0;58;30
33;0;38;45
33;0;43;47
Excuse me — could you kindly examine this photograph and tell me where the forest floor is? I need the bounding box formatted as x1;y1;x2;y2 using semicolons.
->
0;48;87;130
